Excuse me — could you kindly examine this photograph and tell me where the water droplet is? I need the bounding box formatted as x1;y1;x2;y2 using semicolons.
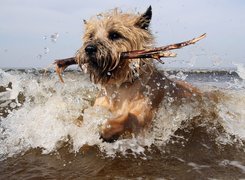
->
50;32;59;42
186;56;196;67
43;35;47;40
106;124;111;129
134;72;139;77
176;71;188;80
112;93;116;99
10;102;17;108
44;47;49;54
168;97;174;103
107;72;111;76
37;54;42;59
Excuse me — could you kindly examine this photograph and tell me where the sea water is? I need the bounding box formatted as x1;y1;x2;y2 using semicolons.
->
0;67;244;179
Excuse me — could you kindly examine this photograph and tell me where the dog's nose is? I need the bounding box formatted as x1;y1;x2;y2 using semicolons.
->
85;44;97;55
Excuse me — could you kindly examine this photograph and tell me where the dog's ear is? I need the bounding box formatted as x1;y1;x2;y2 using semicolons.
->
135;6;152;30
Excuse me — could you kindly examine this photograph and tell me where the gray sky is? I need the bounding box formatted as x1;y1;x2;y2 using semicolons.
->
0;0;244;69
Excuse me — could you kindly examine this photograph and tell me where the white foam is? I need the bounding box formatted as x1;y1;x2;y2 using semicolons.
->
217;90;245;140
0;69;245;160
0;70;98;158
150;99;201;146
187;162;210;173
0;69;22;100
234;63;245;80
219;160;245;173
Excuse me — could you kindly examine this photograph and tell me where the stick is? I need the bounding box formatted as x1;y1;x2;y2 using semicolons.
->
54;57;77;83
121;51;177;64
53;33;206;82
120;33;206;60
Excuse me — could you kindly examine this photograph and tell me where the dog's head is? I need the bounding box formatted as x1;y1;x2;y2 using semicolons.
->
76;6;154;85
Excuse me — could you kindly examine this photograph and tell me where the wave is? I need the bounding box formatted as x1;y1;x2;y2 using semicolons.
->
0;68;244;160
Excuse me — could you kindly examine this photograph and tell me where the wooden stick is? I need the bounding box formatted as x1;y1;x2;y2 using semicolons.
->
120;33;206;60
54;57;77;83
121;51;177;64
53;33;206;82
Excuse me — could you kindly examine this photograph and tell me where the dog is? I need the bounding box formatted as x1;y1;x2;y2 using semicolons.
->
75;6;201;142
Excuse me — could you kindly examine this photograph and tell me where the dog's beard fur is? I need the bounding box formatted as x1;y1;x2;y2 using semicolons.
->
76;7;155;85
76;40;122;84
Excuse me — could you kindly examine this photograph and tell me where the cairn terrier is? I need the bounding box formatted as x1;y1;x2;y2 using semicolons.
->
76;6;201;142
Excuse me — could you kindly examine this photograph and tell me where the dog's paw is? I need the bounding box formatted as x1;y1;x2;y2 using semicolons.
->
99;133;119;143
99;119;124;143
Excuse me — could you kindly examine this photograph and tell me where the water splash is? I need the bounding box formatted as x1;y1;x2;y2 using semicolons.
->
219;160;245;173
217;90;245;140
234;63;245;80
0;69;245;160
50;32;59;43
44;47;50;54
211;54;223;67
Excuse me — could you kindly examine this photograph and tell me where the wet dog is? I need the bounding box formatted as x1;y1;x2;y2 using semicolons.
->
75;6;201;142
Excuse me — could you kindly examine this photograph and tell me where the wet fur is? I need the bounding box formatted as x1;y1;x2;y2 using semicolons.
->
77;6;201;142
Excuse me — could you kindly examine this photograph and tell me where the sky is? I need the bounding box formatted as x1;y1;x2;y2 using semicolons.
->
0;0;244;69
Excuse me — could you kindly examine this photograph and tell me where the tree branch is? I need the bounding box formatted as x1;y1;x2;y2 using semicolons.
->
120;33;206;60
53;33;206;82
54;57;77;83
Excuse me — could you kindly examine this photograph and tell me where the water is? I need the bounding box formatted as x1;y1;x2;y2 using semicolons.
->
0;68;245;179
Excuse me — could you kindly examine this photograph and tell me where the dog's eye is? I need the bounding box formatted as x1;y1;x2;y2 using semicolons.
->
108;31;122;41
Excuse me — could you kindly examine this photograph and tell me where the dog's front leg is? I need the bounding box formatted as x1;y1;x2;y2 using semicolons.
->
100;98;152;142
100;113;130;142
94;96;128;142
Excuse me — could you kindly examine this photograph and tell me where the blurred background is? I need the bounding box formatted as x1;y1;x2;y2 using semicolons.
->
0;0;244;69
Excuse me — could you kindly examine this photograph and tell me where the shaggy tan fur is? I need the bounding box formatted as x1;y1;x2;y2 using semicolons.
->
76;7;154;85
76;6;201;142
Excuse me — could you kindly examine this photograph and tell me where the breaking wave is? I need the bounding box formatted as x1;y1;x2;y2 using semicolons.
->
0;68;244;160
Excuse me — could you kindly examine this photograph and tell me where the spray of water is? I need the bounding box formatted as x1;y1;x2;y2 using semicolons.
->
0;69;245;160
